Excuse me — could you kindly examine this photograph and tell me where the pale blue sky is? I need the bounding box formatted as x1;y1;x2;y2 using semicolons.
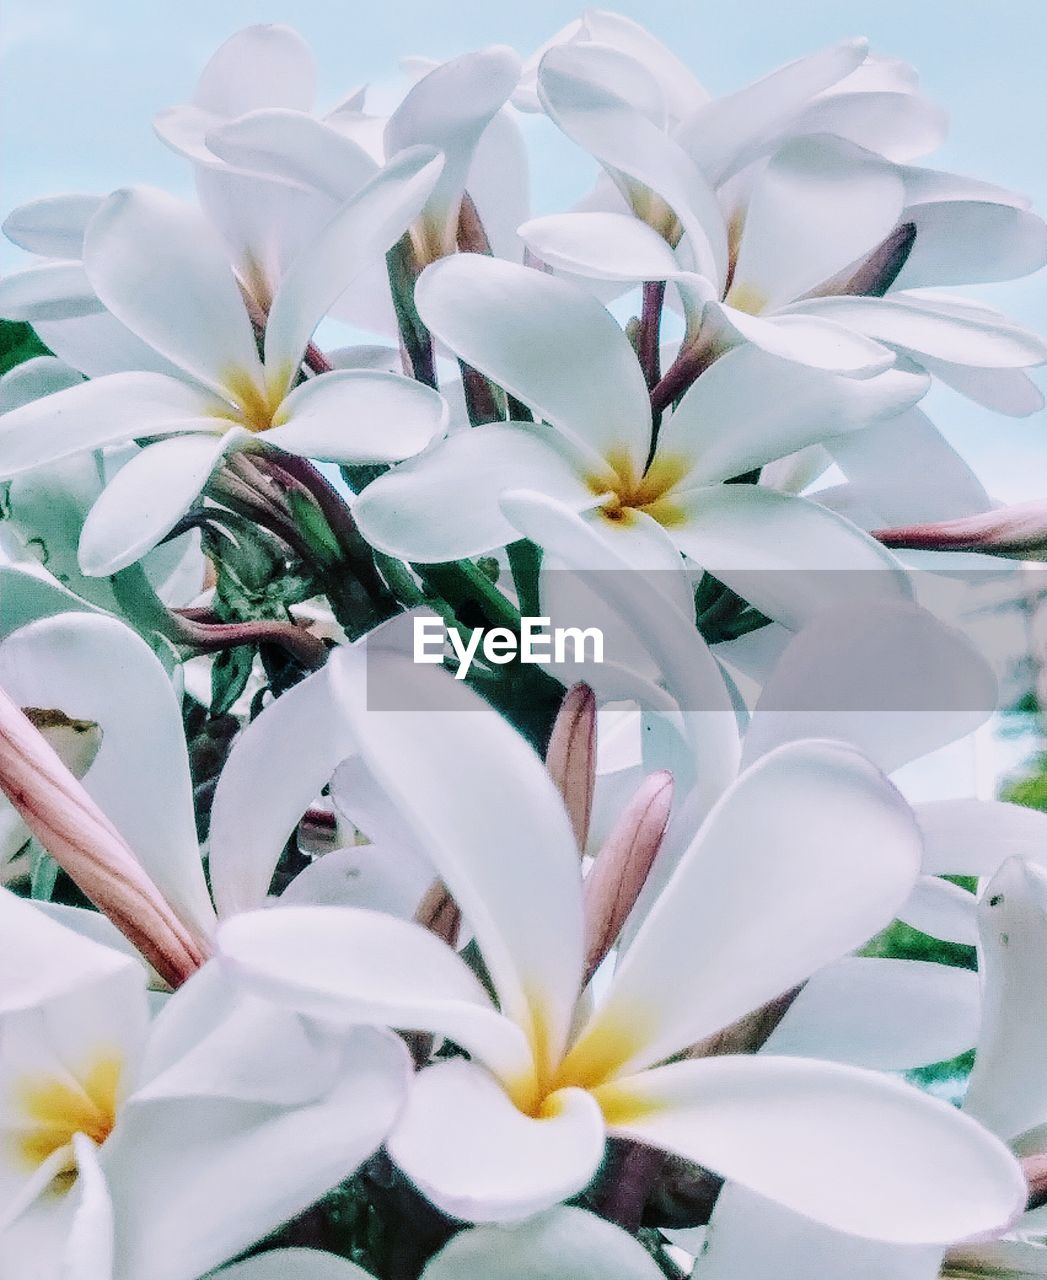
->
2;0;1046;501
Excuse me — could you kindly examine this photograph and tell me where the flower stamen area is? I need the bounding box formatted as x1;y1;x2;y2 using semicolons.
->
213;366;293;434
12;1051;123;1191
587;450;690;530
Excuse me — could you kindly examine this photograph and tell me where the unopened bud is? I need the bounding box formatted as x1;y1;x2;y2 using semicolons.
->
546;684;596;853
414;878;461;949
0;685;207;987
583;771;673;983
875;503;1047;561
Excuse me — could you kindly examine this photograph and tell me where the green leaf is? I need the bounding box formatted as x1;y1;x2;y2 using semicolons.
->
29;843;60;901
210;645;255;716
0;320;51;376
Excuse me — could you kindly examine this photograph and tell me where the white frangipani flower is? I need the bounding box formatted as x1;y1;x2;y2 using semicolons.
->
353;254;922;631
219;646;1023;1238
522;44;1047;388
0;889;410;1280
0;154;448;576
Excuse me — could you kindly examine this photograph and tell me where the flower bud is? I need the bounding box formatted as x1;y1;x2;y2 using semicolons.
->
583;770;673;983
546;683;596;853
0;685;207;987
876;503;1047;560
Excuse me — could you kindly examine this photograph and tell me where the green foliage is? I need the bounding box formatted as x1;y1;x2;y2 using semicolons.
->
1001;755;1047;812
0;320;50;376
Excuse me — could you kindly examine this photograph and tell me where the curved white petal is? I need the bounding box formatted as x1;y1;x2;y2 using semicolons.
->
827;407;991;524
668;485;912;630
219;1251;374;1280
415;254;651;473
500;490;741;815
893;201;1047;289
569;740;920;1078
917;798;1047;877
33;310;188;380
897;876;979;946
323;647;586;1069
105;1025;408;1280
63;1135;114;1280
703;303;896;375
518;210;687;283
78;432;243;577
538;43;727;286
83;187;264;397
218;905;531;1081
790;89;948;165
262;369;446;463
742;601;997;774
264;147;444;389
730;137;904;310
0;373;215;476
0;262;103;322
0;566;102;642
786;295;1047;368
385;47;522;250
206;108;378;201
208;655;358;917
421;1206;663;1280
923;359;1045;417
599;1054;1026;1243
662;346;925;489
964;859;1047;1141
352;422;593;562
763;956;980;1070
0;355;83;411
675;39;868;184
0;615;216;942
699;1184;944;1280
280;842;432;917
2;194;103;259
388;1059;605;1223
190;24;316;116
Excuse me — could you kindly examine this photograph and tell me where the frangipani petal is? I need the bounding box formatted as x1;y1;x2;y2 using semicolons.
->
324;647;585;1069
569;740;920;1078
662;347;925;489
896;876;979;946
763;956;980;1070
0;373;215;477
667;485;911;630
190;23;316;116
2;193;103;259
892;200;1047;289
0;262;103;323
786;295;1047;368
916;798;1047;877
598;1054;1026;1243
729;136;904;311
219;1251;375;1280
702;304;896;375
415;255;652;474
538;43;728;286
353;422;594;562
78;432;247;577
264;147;444;390
964;859;1047;1142
698;1184;944;1280
263;369;446;464
105;1024;408;1280
742;601;997;774
384;47;522;255
387;1059;605;1223
218;905;531;1082
420;1206;664;1280
83;187;264;398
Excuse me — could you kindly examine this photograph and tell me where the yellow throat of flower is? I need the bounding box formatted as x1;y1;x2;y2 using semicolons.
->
213;366;293;435
587;449;690;529
12;1051;123;1191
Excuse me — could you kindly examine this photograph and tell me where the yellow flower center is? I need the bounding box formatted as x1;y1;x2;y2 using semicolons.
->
724;281;768;316
11;1051;123;1192
587;449;690;529
211;366;293;435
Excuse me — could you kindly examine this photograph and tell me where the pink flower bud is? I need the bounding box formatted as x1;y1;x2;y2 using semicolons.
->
583;770;673;983
0;685;207;987
876;503;1047;560
546;683;597;853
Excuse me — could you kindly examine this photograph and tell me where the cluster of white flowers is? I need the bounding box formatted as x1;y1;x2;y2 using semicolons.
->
0;13;1046;1279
